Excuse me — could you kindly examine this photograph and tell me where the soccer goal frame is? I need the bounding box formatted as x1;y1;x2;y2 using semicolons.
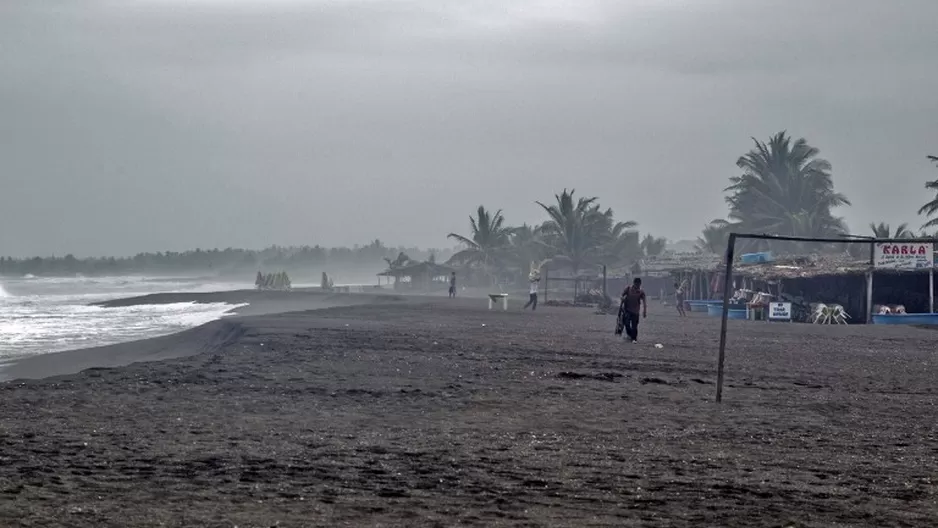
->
715;233;937;403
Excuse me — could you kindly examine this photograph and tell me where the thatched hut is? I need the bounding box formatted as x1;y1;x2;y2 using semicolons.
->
639;252;724;300
671;253;937;323
377;261;454;291
732;255;936;321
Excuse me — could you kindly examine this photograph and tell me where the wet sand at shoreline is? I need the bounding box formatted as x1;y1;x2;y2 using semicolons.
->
1;291;410;381
1;298;936;527
94;288;413;317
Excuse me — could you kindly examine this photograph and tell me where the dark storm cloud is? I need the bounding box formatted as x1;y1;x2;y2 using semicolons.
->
2;0;937;256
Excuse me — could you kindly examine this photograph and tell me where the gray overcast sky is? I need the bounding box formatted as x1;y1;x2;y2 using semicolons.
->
2;0;937;257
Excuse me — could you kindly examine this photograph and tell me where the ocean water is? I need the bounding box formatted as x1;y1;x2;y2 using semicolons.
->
0;276;251;361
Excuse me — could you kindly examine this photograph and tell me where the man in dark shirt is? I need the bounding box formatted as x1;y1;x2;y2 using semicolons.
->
620;277;647;343
449;272;457;298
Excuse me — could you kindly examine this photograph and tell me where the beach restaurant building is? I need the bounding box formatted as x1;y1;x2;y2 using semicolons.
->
662;244;937;323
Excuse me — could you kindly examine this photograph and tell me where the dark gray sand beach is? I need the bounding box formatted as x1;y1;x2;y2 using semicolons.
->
2;295;937;527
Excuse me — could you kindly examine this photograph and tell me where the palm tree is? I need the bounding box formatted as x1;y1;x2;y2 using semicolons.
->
537;189;637;274
383;252;413;270
724;132;850;246
641;234;667;257
696;220;730;254
918;155;938;229
505;223;544;283
602;223;641;267
446;206;512;274
869;222;913;239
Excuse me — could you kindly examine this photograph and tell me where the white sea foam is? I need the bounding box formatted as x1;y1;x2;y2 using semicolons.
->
0;276;252;360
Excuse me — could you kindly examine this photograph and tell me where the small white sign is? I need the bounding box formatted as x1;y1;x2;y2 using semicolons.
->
768;302;792;321
874;242;934;270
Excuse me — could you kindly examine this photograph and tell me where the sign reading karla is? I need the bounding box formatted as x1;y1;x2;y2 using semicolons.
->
874;242;935;270
768;302;792;321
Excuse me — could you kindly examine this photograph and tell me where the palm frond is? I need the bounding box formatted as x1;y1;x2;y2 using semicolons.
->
446;248;482;266
723;131;850;242
446;233;478;248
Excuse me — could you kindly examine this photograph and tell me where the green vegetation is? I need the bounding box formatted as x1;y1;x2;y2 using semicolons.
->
720;131;850;245
696;133;933;253
444;189;647;281
919;155;938;230
505;224;545;284
869;222;913;239
446;207;512;271
0;241;446;278
536;189;640;275
695;220;730;254
640;234;667;257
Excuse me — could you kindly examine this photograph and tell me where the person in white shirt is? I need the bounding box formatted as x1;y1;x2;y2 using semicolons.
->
523;278;539;310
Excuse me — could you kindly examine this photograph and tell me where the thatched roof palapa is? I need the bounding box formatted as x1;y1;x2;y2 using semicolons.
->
731;254;936;281
638;252;936;281
639;252;723;274
731;254;864;280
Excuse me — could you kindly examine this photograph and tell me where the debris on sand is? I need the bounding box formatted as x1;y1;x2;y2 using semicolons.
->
639;377;669;385
556;372;623;382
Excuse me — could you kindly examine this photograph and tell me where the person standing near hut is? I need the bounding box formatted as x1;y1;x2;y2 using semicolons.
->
674;280;687;317
449;272;457;298
616;277;647;343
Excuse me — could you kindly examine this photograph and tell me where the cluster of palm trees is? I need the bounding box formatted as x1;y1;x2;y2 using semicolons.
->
446;190;666;282
695;132;938;254
448;134;937;282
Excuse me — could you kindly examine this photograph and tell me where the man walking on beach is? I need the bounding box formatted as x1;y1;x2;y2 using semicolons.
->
449;272;457;298
618;277;647;343
523;277;539;310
